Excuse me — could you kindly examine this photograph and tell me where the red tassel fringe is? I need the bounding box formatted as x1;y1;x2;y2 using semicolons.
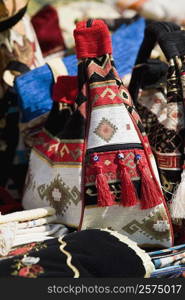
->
94;164;116;207
118;160;138;207
137;161;163;209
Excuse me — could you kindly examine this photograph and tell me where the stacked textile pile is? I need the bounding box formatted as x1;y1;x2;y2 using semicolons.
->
0;207;68;257
149;244;185;278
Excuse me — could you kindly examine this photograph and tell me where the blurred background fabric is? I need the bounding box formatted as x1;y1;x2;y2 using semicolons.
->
28;0;112;16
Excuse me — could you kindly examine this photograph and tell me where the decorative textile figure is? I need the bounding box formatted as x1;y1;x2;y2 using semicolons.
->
129;23;185;243
23;19;173;248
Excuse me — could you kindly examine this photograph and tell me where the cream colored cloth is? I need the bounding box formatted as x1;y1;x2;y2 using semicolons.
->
0;207;69;256
13;224;69;247
0;207;56;224
16;224;68;236
0;206;58;256
0;223;17;256
17;215;57;229
117;0;185;25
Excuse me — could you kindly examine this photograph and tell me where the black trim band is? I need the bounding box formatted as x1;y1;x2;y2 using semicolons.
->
0;4;28;32
5;60;30;73
87;143;143;154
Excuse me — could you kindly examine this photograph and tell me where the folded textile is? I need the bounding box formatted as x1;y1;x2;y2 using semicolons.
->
0;207;55;224
149;243;185;277
150;265;185;278
16;224;68;236
0;211;69;255
17;215;57;229
13;224;69;247
149;244;185;269
0;222;17;256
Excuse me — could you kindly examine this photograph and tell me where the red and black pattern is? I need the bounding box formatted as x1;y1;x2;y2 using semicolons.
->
33;75;86;163
73;19;166;210
130;28;185;204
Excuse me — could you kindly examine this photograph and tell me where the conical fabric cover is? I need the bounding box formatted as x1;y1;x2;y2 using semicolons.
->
72;19;173;248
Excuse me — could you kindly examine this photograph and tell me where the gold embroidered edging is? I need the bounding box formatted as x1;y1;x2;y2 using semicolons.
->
58;236;80;278
100;229;155;278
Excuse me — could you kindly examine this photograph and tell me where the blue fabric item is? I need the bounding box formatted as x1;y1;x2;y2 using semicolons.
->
15;18;145;123
15;63;54;123
150;265;185;278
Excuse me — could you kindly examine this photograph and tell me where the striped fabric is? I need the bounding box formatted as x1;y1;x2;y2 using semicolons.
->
149;244;185;277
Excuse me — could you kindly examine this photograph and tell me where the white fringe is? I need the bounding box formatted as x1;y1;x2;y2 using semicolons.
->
170;170;185;219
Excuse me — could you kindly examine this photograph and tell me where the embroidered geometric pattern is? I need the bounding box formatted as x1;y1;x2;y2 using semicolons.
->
37;175;81;216
93;117;118;142
79;47;172;246
136;60;185;203
121;208;171;243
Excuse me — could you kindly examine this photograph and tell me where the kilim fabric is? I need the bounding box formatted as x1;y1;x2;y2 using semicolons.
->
129;23;185;243
23;19;173;248
0;229;154;278
169;40;185;232
74;20;173;248
135;57;184;204
22;75;81;228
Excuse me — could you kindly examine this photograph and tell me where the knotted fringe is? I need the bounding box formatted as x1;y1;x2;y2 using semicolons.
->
93;160;116;207
170;168;185;220
137;160;162;209
118;159;138;207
